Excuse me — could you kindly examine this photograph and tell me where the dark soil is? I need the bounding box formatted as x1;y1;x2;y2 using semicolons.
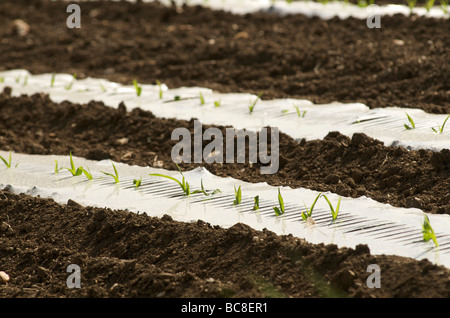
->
0;91;448;215
1;189;450;298
0;0;449;114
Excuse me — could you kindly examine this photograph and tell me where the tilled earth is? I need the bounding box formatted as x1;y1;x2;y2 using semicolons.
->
0;0;449;298
1;189;450;298
0;0;449;114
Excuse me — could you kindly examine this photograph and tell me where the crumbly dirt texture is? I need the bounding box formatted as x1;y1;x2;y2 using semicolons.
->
0;0;448;114
0;0;449;299
1;190;450;298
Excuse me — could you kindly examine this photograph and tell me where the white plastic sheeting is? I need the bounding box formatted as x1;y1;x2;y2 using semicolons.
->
1;69;449;151
55;0;450;19
1;151;449;268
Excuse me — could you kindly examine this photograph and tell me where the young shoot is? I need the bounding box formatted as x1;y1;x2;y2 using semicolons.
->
54;160;64;174
233;185;242;205
133;177;142;189
406;0;418;14
133;79;142;97
425;0;435;12
322;195;341;221
301;193;322;221
50;73;56;87
149;164;199;196
404;112;416;130
101;162;120;183
0;151;17;168
199;179;221;196
248;92;263;114
253;195;260;210
66;152;83;176
81;167;93;180
0;77;4;83
199;92;205;105
441;0;448;13
65;73;77;90
422;215;438;247
293;105;307;118
174;95;181;101
156;80;163;99
99;82;106;93
214;99;221;107
431;114;450;134
273;188;285;216
23;76;28;86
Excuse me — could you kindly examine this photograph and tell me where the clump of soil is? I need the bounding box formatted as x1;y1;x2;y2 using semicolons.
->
0;91;448;214
1;189;450;298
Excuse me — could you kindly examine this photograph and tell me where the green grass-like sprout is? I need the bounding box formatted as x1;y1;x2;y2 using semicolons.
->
273;188;285;216
233;185;242;205
253;195;260;210
293;105;307;118
199;92;205;105
149;164;199;196
156;80;163;99
50;73;56;87
404;112;416;130
248;92;263;114
66;152;83;176
432;114;450;134
214;99;221;107
199;179;221;197
101;162;120;183
301;193;322;221
65;73;77;90
0;151;17;168
322;195;341;221
422;215;438;247
133;79;142;97
133;177;142;189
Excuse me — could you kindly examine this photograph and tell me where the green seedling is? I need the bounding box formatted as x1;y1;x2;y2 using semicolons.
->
422;215;438;247
0;151;17;168
273;188;285;216
50;73;55;87
293;105;307;118
404;112;416;130
248;92;263;114
281;109;289;114
174;95;181;101
15;76;20;83
406;0;418;14
65;73;77;90
0;77;4;83
301;193;322;221
66;152;83;176
133;177;142;189
214;99;221;107
150;164;199;196
233;185;242;205
54;160;64;174
431;114;450;134
23;76;28;86
101;162;120;183
199;92;205;105
199;179;221;196
133;79;142;97
80;167;93;180
156;80;163;99
253;195;260;210
441;0;448;13
425;0;435;11
322;195;341;221
99;82;106;92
